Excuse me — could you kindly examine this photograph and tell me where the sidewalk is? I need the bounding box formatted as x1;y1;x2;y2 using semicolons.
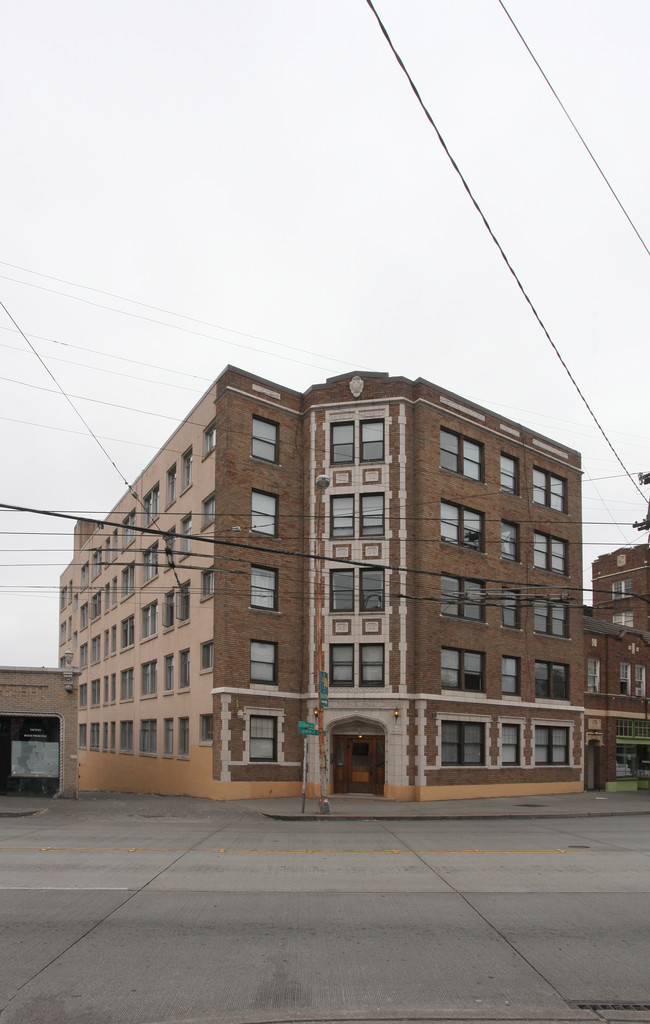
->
1;788;649;821
257;789;650;820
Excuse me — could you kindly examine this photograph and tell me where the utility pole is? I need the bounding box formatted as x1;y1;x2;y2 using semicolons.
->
314;473;331;815
633;472;650;533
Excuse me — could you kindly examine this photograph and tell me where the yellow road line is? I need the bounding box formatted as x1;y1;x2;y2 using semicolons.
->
0;846;590;855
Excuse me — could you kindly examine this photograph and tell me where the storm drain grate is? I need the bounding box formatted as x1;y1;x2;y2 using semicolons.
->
573;1002;650;1011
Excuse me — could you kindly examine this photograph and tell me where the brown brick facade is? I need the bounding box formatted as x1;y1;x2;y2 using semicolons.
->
592;544;650;632
583;615;650;791
60;366;585;801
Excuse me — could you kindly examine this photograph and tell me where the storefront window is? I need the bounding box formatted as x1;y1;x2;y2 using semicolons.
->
0;716;60;795
616;744;650;778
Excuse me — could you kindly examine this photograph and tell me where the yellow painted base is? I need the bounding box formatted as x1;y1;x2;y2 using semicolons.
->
79;750;306;801
403;780;584;802
79;754;583;803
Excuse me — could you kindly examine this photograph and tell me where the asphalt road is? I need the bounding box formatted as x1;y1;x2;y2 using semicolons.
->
1;800;649;1024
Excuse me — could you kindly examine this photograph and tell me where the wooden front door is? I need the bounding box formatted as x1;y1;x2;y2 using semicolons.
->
333;735;385;795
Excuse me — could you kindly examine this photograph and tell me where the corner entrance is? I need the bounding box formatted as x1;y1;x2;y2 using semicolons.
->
333;735;385;795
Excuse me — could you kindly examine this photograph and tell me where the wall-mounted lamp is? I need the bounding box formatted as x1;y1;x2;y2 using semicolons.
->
313;708;319;717
394;709;400;718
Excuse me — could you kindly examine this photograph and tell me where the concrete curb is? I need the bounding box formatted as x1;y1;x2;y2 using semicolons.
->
261;809;650;822
0;809;44;818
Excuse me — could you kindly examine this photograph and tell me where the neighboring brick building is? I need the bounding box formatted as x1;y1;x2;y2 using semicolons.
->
60;366;584;801
0;662;79;797
591;544;650;631
583;616;650;791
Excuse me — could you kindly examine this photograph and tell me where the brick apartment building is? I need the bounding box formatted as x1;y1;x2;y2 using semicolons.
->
59;366;585;801
583;615;650;791
591;544;650;631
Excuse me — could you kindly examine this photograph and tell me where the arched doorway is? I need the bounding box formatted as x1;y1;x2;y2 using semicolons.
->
330;718;385;796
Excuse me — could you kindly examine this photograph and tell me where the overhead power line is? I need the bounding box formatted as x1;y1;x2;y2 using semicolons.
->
497;0;650;261
0;500;616;596
0;269;366;376
362;0;646;508
0;300;134;493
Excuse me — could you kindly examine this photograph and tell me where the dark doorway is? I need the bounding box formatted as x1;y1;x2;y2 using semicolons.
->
333;735;385;795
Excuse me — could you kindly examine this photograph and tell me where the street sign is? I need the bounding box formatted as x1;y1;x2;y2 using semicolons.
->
319;670;329;708
298;721;318;736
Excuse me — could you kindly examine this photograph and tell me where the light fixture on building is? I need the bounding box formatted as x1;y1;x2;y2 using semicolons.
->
394;709;399;718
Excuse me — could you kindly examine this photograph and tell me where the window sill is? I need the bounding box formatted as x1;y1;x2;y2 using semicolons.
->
140;692;157;700
440;763;487;769
142;574;159;588
163;689;174;696
180;483;193;497
440;614;487;626
200;594;214;603
140;634;158;645
249;605;280;615
250;455;280;467
439;467;485;485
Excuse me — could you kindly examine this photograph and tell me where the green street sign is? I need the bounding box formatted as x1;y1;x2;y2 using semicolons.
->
298;721;318;736
319;670;329;708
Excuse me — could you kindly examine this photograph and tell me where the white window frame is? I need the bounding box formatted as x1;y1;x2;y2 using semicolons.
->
587;658;600;693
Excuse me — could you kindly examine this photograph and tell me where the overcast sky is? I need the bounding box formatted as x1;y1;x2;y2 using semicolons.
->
1;0;649;666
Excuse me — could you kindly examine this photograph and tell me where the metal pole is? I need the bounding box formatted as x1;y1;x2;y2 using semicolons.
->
315;474;330;815
301;736;307;814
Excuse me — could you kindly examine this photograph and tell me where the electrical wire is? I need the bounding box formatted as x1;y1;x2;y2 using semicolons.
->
0;300;134;493
0;500;622;596
0;258;372;372
0;272;355;375
362;0;646;508
4;325;650;457
496;0;650;261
